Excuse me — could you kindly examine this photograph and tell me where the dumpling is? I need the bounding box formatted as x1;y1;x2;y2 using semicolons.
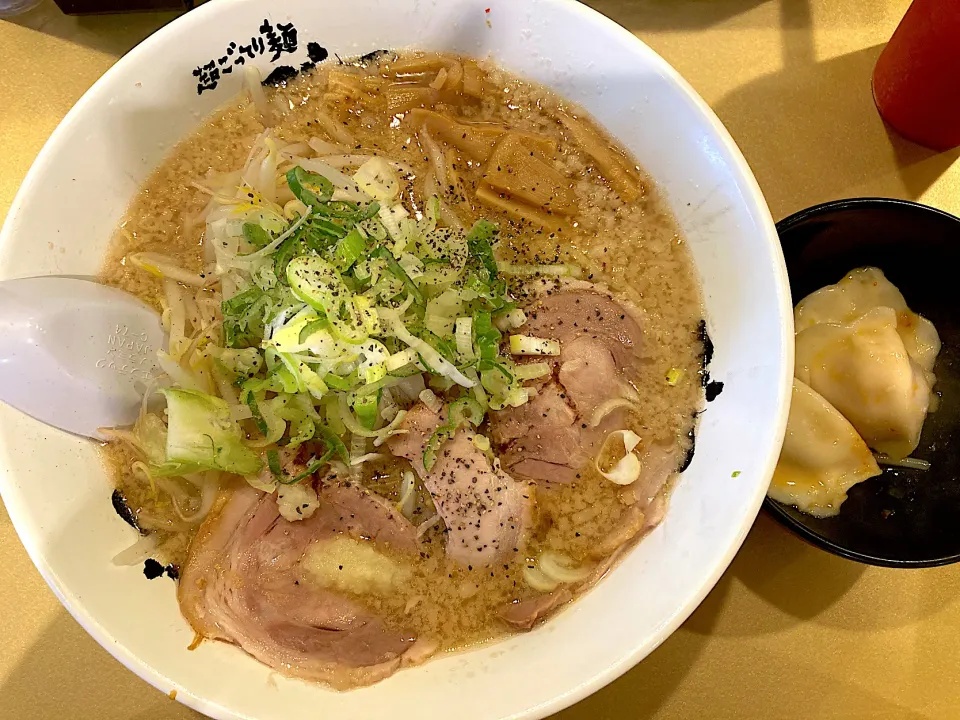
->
793;267;941;460
897;308;941;381
794;267;908;331
775;267;941;517
795;306;931;460
795;267;941;382
769;379;881;518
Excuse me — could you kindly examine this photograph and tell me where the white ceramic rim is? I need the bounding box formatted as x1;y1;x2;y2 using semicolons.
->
0;1;793;718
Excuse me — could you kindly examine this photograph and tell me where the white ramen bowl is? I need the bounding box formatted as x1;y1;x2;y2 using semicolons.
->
0;0;792;718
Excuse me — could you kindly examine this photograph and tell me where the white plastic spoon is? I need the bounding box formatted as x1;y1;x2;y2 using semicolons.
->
0;277;164;439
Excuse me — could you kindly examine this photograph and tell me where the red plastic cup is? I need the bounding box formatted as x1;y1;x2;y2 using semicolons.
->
873;0;960;151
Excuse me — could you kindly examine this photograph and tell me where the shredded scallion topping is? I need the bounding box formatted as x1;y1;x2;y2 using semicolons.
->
123;152;581;501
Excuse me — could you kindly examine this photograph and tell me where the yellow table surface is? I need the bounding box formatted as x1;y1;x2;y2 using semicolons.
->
2;1;960;718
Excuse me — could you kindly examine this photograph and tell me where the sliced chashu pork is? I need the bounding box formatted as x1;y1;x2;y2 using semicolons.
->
489;383;586;484
501;444;680;631
178;480;434;689
500;589;572;630
522;283;644;369
490;284;685;628
500;443;682;631
388;403;533;568
490;282;644;484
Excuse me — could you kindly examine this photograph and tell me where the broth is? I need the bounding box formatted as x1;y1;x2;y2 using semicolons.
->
99;51;704;665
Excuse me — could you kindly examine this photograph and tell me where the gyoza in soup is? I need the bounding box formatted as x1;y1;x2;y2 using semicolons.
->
100;51;706;689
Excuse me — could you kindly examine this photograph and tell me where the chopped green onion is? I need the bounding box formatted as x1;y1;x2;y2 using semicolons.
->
494;307;527;331
214;347;263;377
334;228;367;272
242;222;272;248
324;397;346;435
272;233;302;282
286;165;334;207
478;358;515;383
421;328;458;365
337;394;407;439
509;334;561;356
351;392;380;430
380;309;475;388
515;362;552;381
378;203;410;245
315;424;349;462
222;286;273;349
472;434;491;452
140;159;547;498
386;347;419;372
285;415;316;449
364;363;387;385
369;246;424;306
283;454;330;485
464;367;488;411
455;317;475;360
421;425;451;471
466;219;500;281
298;317;329;344
244;391;270;436
359;216;388;242
324;372;357;391
329;294;378;344
472;311;502;361
666;368;684;386
294;361;329;400
353;373;403;397
157;389;263;476
267;448;284;478
353;157;400;203
420;195;440;235
448;396;485;426
286;254;347;316
479;359;527;411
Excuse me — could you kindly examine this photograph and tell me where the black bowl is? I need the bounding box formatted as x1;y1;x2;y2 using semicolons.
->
765;197;960;568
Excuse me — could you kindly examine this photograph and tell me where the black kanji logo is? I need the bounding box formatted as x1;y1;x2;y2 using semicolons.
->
192;60;220;94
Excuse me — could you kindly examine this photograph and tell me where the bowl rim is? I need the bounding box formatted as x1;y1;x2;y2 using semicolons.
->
765;196;960;569
0;0;791;716
776;196;960;234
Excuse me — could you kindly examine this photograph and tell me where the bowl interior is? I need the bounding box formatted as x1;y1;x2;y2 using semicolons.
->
767;198;960;567
0;0;790;718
